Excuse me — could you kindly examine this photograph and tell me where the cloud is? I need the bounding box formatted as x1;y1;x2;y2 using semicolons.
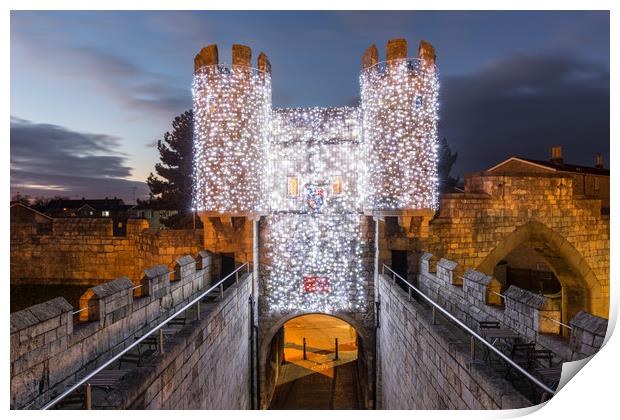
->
10;117;150;202
11;28;191;118
440;52;609;176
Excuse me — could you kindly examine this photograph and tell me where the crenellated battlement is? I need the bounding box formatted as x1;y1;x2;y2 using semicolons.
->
10;250;223;409
193;43;272;75
415;252;607;361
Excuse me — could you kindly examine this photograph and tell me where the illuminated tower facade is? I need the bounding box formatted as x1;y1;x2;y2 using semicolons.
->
360;39;439;234
192;44;272;264
192;44;272;215
191;38;439;409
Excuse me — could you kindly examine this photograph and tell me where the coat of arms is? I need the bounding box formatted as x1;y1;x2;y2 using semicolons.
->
305;185;325;212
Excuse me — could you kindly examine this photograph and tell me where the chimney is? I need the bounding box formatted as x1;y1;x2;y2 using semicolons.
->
595;154;604;169
550;146;563;165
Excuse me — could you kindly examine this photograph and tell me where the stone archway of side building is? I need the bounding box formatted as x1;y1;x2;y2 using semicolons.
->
477;221;607;323
259;312;369;409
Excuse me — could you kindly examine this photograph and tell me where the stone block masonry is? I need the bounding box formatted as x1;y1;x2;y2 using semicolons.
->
569;311;608;358
10;217;203;286
10;251;218;409
423;172;610;319
377;274;531;409
416;253;607;362
102;273;252;409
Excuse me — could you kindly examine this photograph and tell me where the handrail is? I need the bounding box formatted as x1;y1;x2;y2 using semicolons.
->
491;291;507;299
541;315;573;330
42;262;252;410
381;264;555;396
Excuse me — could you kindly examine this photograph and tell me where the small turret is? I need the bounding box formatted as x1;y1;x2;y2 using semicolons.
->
360;38;440;213
386;38;407;61
232;44;252;67
361;44;378;70
418;40;436;64
193;44;218;72
192;43;272;215
258;52;272;74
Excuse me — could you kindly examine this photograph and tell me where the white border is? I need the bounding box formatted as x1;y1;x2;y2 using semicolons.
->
3;2;617;419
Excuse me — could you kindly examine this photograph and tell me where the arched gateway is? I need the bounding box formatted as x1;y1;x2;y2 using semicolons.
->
261;313;366;409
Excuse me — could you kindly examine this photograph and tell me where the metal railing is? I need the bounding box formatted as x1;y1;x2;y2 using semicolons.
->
490;290;507;300
541;316;572;331
42;262;252;410
381;264;555;396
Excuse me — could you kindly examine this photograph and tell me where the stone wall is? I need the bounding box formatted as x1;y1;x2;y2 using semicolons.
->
10;217;203;286
102;273;253;409
377;273;531;409
423;172;610;319
416;253;606;362
10;251;217;409
569;311;608;357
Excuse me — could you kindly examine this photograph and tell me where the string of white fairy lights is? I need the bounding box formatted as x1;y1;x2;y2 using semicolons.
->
191;64;271;213
191;56;438;313
360;58;440;210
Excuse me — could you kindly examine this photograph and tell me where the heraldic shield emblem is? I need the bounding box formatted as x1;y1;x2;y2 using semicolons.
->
305;184;325;212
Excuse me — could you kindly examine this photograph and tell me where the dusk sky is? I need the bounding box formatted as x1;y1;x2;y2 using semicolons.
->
10;11;610;203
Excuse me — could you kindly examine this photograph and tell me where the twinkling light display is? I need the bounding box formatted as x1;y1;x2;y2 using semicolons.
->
192;64;271;213
262;107;369;313
263;213;369;313
265;107;362;213
360;58;440;210
191;50;439;315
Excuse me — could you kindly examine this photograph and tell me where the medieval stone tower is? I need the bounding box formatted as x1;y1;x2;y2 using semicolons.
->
192;38;439;408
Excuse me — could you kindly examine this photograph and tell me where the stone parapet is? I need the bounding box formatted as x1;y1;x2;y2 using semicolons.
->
10;252;215;409
377;274;530;409
569;311;608;357
416;252;602;361
101;272;253;409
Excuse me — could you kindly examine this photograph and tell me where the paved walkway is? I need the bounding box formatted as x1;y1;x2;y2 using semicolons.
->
269;360;363;409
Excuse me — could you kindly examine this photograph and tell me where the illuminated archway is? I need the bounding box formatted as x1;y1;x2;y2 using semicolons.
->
260;312;367;409
477;221;606;322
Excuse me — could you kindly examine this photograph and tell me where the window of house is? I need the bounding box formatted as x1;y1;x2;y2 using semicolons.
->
287;176;299;197
332;175;343;196
594;177;600;191
102;210;110;217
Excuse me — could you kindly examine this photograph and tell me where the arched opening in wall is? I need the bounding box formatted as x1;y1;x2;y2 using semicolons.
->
265;314;364;410
479;221;603;336
493;244;564;334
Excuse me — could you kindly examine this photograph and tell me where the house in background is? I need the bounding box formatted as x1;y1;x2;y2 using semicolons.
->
128;201;178;229
35;197;133;219
486;145;610;211
34;197;134;235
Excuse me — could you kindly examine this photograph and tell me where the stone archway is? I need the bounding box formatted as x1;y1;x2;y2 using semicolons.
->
477;221;606;321
259;311;371;409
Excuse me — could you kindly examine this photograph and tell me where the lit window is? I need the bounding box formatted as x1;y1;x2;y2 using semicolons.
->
287;176;299;197
102;210;110;217
332;175;343;196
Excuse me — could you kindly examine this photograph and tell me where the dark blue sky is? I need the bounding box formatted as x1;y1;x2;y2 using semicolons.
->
10;11;609;202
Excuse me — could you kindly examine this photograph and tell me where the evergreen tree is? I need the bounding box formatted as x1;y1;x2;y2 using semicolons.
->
147;110;200;228
437;137;460;193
